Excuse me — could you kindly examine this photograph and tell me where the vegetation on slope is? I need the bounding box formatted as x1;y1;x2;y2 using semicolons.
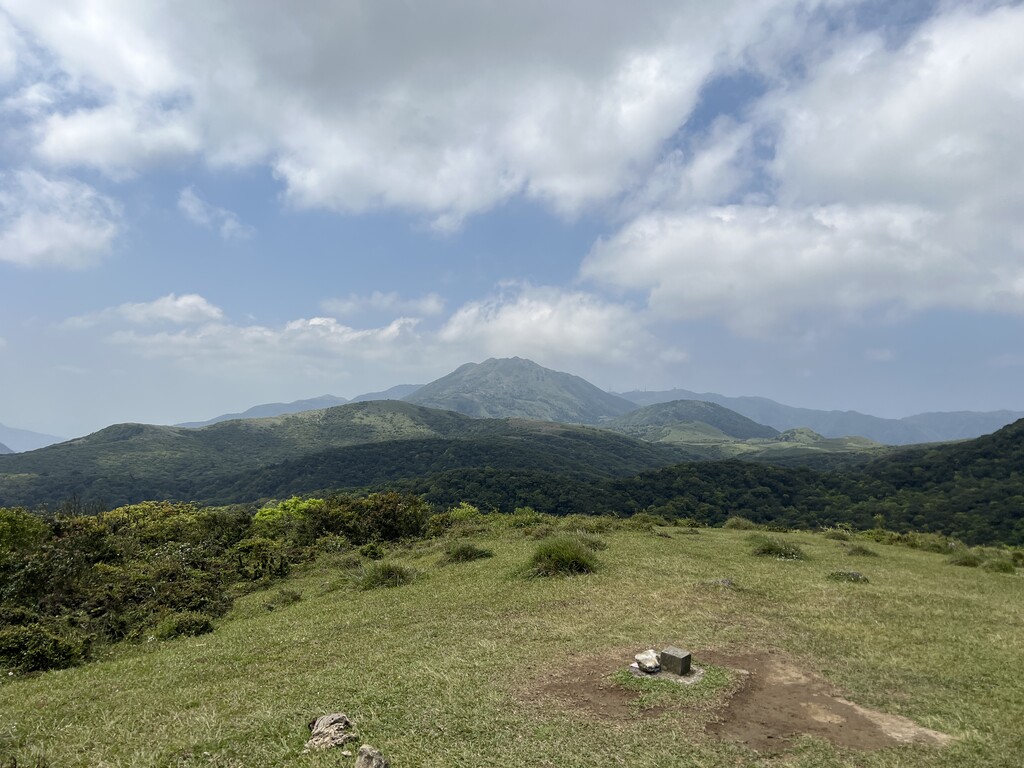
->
0;508;1020;767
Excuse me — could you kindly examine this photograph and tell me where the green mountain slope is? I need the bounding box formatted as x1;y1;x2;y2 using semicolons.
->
405;357;636;423
617;389;1024;445
0;401;690;507
608;399;779;441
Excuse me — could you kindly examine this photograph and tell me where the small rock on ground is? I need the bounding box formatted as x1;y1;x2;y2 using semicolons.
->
304;712;357;752
356;744;390;768
635;649;660;673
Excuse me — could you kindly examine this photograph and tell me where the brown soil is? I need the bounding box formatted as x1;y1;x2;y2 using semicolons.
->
525;648;952;753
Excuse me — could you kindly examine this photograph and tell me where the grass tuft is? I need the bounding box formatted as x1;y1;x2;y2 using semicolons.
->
723;516;758;530
358;562;418;590
947;549;984;568
528;536;600;577
846;544;879;557
153;611;214;640
749;534;807;560
982;558;1016;574
440;542;494;565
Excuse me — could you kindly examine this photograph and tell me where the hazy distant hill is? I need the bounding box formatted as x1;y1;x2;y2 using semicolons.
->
349;384;422;403
0;442;11;455
405;357;636;423
0;400;691;507
177;395;350;428
0;423;64;453
177;385;423;427
617;389;1023;445
608;400;779;441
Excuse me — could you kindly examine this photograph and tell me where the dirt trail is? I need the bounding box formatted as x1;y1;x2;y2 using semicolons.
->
527;648;952;753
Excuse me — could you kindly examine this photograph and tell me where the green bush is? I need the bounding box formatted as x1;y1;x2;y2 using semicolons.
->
440;542;493;565
358;562;418;590
827;571;869;583
948;550;984;568
724;516;758;530
749;534;807;560
506;507;546;529
528;537;600;577
982;558;1016;574
822;528;851;541
0;624;88;671
153;611;214;640
559;514;620;534
359;542;385;560
1010;550;1024;567
627;512;668;531
846;544;879;557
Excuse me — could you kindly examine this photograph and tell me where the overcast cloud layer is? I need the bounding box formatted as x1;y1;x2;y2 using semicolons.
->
0;0;1022;437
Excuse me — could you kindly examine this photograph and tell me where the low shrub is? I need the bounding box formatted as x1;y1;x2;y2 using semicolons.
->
559;514;620;534
524;524;556;540
948;550;984;568
506;507;546;529
441;542;493;564
861;529;958;553
0;623;88;672
673;517;703;529
529;537;600;577
1010;550;1024;567
822;528;851;541
572;533;608;551
724;516;758;530
358;562;418;590
846;544;879;557
749;534;807;560
152;611;214;640
827;571;869;583
627;512;668;531
982;558;1016;574
359;542;385;560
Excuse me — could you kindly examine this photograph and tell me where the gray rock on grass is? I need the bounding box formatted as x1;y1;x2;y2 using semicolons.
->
635;649;661;673
356;744;390;767
304;712;357;752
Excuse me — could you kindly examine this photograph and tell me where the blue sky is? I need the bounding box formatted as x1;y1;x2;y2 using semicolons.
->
1;0;1022;438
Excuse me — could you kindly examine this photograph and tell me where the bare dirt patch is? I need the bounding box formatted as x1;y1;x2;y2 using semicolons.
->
524;648;952;753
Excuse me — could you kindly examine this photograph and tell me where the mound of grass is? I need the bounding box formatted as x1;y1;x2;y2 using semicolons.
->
827;571;870;583
440;542;494;565
359;542;385;560
358;562;418;590
153;611;214;640
948;549;984;568
822;528;851;541
749;534;807;561
263;589;302;611
528;536;601;577
982;558;1016;574
723;516;758;530
846;544;879;557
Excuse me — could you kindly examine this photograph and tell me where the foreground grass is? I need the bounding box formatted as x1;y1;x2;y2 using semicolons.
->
1;524;1022;767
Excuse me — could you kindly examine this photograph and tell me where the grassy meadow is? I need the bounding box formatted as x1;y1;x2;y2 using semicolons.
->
2;520;1022;767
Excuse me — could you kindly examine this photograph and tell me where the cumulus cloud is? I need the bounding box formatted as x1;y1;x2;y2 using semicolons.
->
64;293;224;328
585;3;1024;333
439;285;683;367
177;187;253;241
321;292;445;318
0;170;121;268
2;0;819;225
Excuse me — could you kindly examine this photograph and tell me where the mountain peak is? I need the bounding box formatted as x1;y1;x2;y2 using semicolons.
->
404;358;636;423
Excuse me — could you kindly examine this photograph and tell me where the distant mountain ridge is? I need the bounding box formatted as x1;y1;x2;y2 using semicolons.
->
617;389;1024;445
0;442;11;455
0;423;64;453
0;400;691;507
608;400;780;440
177;385;422;428
404;357;635;423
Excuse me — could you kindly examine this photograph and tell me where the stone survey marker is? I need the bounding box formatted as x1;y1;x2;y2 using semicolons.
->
631;646;703;684
660;646;692;676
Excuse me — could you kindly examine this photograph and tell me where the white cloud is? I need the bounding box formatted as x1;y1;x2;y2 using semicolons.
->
64;293;224;328
321;292;445;318
0;170;121;268
439;285;683;367
585;4;1024;333
3;0;821;224
177;187;253;241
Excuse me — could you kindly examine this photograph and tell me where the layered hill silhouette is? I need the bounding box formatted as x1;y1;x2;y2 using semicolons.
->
617;388;1024;445
403;357;635;423
0;442;11;455
0;400;693;507
608;400;780;441
0;422;63;453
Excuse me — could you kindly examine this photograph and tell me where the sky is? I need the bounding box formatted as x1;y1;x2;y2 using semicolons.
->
0;0;1022;439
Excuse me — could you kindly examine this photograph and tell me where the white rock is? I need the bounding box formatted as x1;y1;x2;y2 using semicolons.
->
635;649;660;673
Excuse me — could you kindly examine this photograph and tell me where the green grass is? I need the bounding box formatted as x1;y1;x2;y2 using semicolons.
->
1;526;1022;767
749;533;808;560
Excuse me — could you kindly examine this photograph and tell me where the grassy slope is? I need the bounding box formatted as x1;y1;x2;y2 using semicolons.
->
2;526;1021;767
